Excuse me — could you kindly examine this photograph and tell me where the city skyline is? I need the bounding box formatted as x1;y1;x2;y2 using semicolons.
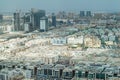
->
0;0;120;13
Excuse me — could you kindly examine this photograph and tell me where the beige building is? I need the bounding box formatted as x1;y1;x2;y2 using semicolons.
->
105;41;114;45
84;35;101;48
40;54;59;64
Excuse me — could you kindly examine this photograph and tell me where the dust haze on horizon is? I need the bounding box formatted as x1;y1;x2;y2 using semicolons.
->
0;0;120;13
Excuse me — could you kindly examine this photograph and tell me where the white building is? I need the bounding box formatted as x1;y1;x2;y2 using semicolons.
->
0;25;14;33
24;23;29;32
40;17;48;32
51;37;67;45
67;36;84;45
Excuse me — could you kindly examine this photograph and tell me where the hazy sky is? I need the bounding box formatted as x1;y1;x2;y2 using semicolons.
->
0;0;120;12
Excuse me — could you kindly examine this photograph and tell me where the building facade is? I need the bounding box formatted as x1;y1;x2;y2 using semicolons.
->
31;8;45;30
13;12;20;31
52;13;56;27
40;17;48;32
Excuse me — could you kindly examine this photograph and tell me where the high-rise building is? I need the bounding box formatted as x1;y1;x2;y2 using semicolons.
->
40;16;48;32
31;8;45;30
23;13;32;32
80;11;85;17
52;13;56;27
24;13;31;23
13;12;21;31
86;11;92;17
0;14;3;23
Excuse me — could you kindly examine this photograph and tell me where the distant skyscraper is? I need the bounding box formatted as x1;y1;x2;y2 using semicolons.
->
31;8;45;30
52;13;56;27
86;11;92;17
80;11;85;17
0;14;3;23
40;16;48;32
24;13;31;23
23;13;32;32
13;12;21;31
